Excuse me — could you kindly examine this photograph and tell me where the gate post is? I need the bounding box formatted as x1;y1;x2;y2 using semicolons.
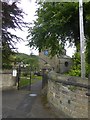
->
17;64;21;90
42;68;48;89
29;66;32;91
12;68;17;87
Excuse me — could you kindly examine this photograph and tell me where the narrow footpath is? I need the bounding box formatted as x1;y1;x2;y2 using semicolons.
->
2;81;65;118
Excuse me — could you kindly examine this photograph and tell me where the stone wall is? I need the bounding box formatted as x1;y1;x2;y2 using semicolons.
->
1;70;16;90
47;71;89;118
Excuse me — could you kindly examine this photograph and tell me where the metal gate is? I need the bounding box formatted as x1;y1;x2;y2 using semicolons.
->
16;65;32;90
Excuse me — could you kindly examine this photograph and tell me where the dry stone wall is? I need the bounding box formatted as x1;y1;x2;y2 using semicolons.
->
47;71;89;118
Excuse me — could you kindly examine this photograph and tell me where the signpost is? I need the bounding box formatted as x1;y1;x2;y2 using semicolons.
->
12;69;17;77
44;50;48;56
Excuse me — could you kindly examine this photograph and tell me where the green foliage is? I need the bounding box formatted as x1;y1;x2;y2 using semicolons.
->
2;52;16;69
27;2;90;77
86;62;89;77
2;52;39;70
67;52;89;77
27;3;75;52
28;2;78;56
14;53;39;69
27;2;90;59
68;52;81;76
68;69;81;77
2;63;13;70
86;39;90;76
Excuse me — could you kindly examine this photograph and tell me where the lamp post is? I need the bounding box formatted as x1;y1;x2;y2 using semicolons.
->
79;0;86;79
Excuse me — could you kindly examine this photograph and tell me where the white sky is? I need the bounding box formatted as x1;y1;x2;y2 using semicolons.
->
15;0;76;57
15;0;39;55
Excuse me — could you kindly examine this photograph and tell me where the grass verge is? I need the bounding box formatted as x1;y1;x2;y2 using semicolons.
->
19;75;42;87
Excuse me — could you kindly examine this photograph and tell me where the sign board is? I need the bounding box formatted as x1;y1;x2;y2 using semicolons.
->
13;69;17;77
44;50;48;56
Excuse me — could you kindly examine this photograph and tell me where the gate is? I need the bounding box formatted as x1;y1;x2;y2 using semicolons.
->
16;65;32;90
16;65;42;90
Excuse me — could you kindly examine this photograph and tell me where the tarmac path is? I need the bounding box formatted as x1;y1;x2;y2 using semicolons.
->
2;81;59;118
2;81;55;118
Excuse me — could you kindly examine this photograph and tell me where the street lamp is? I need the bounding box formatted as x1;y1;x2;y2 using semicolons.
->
79;0;86;79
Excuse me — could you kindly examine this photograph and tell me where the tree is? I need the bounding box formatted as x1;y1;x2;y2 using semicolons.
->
14;53;39;70
1;0;28;67
27;2;79;56
27;2;90;76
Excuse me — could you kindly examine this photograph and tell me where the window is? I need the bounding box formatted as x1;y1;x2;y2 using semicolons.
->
65;61;68;67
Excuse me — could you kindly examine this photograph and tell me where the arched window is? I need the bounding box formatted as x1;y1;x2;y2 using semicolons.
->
65;61;68;67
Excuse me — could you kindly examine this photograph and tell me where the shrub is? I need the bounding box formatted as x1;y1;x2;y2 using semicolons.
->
67;52;89;77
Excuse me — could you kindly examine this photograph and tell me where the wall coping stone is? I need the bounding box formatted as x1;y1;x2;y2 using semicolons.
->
55;80;89;89
48;70;88;83
1;70;12;74
48;71;89;95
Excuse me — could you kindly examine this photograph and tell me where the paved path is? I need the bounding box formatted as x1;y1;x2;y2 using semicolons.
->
2;81;65;118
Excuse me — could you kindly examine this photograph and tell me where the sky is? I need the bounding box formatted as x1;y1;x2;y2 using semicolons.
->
15;0;39;55
15;0;76;57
